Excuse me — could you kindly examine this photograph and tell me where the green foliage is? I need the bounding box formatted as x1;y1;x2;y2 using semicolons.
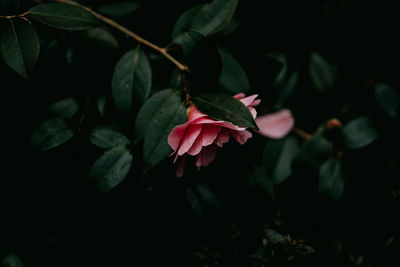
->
342;117;379;149
318;157;345;199
48;97;79;119
141;94;186;172
171;4;202;44
218;50;250;94
31;118;74;151
89;145;133;192
309;52;338;92
96;1;141;18
1;253;24;267
295;136;333;169
80;28;119;49
0;18;39;78
29;3;100;30
193;93;258;129
89;127;130;150
112;47;152;112
262;136;299;185
375;83;399;118
247;165;275;199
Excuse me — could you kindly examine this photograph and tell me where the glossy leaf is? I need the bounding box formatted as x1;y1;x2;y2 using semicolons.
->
0;18;40;79
112;48;152;112
171;4;203;44
309;52;337;92
192;93;258;129
97;1;141;18
274;66;299;102
375;83;399;118
134;89;183;143
218;50;250;94
342;117;379;149
97;94;107;117
192;0;239;36
318;157;345;199
89;145;132;192
1;253;24;267
143;101;186;172
248;165;274;199
31;118;74;151
262;136;299;185
80;28;119;49
29;3;99;30
48;97;79;119
295;136;333;169
89;128;130;150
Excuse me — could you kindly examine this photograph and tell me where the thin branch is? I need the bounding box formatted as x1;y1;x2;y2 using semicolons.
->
293;127;313;140
0;11;31;19
52;0;189;72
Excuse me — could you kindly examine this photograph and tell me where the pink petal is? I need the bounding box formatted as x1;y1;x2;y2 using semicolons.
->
250;99;261;107
234;93;246;99
168;123;189;151
231;130;253;145
193;117;246;131
238;94;259;107
177;124;203;156
196;145;218;168
215;129;230;147
187;125;221;156
176;155;187;177
255;109;295;139
248;106;257;119
187;105;207;121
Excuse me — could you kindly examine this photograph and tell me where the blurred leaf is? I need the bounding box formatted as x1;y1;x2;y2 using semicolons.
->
186;187;204;216
89;145;132;192
274;66;299;103
318;157;345;199
0;18;39;79
97;94;106;117
342;117;379;149
265;229;285;244
142;97;186;172
193;93;258;129
181;30;222;94
31;118;74;151
248;165;274;199
218;50;250;94
97;1;140;18
1;253;24;267
134;89;183;143
196;184;221;208
112;47;152;112
80;28;119;49
171;4;203;44
192;0;239;36
309;52;337;92
29;3;100;30
296;245;315;255
89;127;130;150
295;136;333;169
262;136;299;185
48;97;79;119
375;83;399;118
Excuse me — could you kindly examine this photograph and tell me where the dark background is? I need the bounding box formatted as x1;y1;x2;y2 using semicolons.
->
1;0;400;266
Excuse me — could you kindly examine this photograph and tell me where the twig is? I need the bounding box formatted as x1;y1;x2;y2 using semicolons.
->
0;11;31;19
293;127;312;140
181;72;191;106
52;0;189;72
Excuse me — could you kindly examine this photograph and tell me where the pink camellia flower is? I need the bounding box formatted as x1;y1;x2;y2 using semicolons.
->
168;93;294;177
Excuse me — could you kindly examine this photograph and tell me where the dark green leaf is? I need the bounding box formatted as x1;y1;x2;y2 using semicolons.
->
192;0;239;36
112;48;152;112
262;136;299;185
186;187;204;216
97;94;106;117
0;18;39;79
171;4;203;44
318;157;345;199
89;145;132;192
29;3;99;30
342;117;379;149
80;28;119;49
134;89;183;143
89;128;130;150
31;118;74;151
294;136;333;169
48;97;79;119
375;83;399;118
192;93;258;129
97;1;140;18
218;50;250;94
274;66;299;103
265;229;285;244
196;184;221;208
247;166;274;199
1;253;24;267
309;52;337;92
143;101;186;172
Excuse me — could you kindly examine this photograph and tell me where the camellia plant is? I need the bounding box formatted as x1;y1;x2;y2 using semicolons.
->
1;0;399;266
